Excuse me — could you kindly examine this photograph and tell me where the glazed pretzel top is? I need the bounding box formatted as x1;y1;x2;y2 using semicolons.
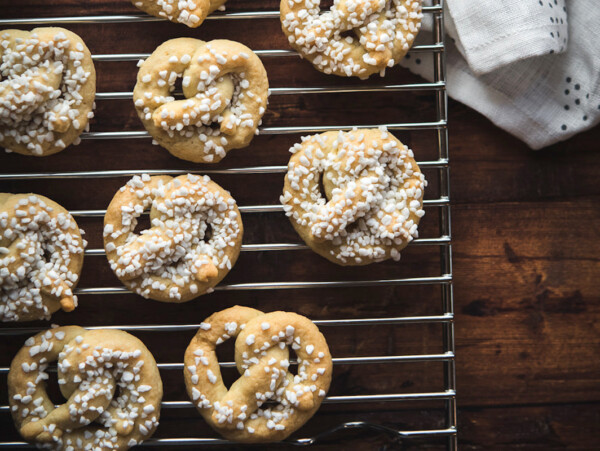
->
104;174;243;302
0;27;96;156
281;0;422;78
8;326;163;450
133;38;269;163
184;306;333;442
0;193;86;322
281;128;426;265
132;0;227;28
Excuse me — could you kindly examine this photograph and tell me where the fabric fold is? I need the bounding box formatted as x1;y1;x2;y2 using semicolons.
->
403;0;599;149
446;0;569;75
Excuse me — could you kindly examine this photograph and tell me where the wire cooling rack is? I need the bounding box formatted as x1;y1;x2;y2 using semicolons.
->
0;1;456;449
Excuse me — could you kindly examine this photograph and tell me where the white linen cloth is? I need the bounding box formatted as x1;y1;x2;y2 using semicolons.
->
401;0;600;149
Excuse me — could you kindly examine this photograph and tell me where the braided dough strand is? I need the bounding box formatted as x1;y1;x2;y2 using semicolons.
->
0;28;96;156
184;306;332;442
9;326;163;450
0;193;86;322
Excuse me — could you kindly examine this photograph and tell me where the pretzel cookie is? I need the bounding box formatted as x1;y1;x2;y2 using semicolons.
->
104;174;243;302
0;27;96;156
9;326;163;450
132;0;227;28
0;193;86;322
281;128;426;265
133;38;268;163
281;0;422;79
184;306;332;442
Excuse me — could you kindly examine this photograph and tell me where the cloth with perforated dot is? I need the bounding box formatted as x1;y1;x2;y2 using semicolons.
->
402;0;599;149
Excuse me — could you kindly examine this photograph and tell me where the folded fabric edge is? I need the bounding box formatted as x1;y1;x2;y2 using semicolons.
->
444;60;598;150
457;23;568;76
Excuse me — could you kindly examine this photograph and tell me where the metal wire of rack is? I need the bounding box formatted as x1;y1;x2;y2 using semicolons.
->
0;1;456;449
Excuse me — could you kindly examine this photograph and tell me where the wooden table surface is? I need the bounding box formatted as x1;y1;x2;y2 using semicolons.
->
1;1;599;449
449;102;599;450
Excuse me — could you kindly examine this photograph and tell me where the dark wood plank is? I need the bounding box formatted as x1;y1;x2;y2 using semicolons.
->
454;198;600;406
450;101;600;205
448;101;600;411
458;403;600;450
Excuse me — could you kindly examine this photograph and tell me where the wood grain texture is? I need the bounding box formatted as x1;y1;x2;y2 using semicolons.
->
1;1;599;449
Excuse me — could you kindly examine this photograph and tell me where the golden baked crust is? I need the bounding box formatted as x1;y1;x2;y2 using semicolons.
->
0;27;96;156
281;128;427;265
280;0;422;79
131;0;227;28
0;193;86;322
133;38;268;163
8;326;163;450
104;174;243;302
184;306;333;442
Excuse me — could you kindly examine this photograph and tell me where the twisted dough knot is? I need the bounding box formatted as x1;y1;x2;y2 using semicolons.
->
134;38;269;163
184;306;332;442
104;174;243;303
0;193;86;322
281;0;422;78
132;0;227;28
281;128;427;266
0;28;96;156
8;326;163;450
